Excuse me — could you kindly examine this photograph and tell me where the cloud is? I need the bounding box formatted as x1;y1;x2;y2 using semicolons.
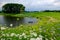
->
54;2;60;6
0;0;60;11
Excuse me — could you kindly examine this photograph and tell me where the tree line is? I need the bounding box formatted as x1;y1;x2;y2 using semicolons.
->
43;10;60;12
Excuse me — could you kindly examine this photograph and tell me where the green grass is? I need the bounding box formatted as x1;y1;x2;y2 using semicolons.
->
0;12;60;40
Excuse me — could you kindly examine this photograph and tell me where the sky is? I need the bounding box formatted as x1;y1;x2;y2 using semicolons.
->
0;0;60;11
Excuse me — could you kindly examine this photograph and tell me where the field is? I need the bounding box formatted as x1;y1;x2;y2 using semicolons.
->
0;12;60;40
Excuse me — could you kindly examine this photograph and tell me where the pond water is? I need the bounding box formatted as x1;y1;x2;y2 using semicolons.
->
0;16;37;27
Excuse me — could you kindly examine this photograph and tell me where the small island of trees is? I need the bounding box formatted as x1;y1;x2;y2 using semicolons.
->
2;3;25;13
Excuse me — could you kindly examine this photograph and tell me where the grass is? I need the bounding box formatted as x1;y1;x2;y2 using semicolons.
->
0;12;60;40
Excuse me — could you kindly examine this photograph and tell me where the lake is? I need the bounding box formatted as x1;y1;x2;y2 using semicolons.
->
0;16;37;27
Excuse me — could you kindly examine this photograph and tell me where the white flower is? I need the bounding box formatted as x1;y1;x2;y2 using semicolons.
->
19;35;22;39
20;25;23;27
21;33;27;38
22;33;26;36
36;37;42;40
15;34;20;37
24;35;27;38
2;34;5;36
39;35;43;38
10;33;16;37
17;18;19;20
30;32;37;37
30;38;36;40
10;24;13;27
1;27;6;30
51;38;54;40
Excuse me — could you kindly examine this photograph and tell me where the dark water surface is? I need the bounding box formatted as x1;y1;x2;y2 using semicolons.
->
0;16;37;27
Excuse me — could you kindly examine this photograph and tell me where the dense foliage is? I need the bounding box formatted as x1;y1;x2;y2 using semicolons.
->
2;3;25;13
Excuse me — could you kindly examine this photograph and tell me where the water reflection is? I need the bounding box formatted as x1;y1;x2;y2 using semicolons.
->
4;16;24;27
0;16;37;27
0;16;5;26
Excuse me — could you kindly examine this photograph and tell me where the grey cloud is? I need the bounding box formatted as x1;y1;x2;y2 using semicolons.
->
0;0;60;11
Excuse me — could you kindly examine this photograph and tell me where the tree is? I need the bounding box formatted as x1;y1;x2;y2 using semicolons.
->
2;3;25;13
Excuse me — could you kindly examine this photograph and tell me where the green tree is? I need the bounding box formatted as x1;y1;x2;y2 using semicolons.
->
2;3;25;13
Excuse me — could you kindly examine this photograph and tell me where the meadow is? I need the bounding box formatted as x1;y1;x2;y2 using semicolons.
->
0;12;60;40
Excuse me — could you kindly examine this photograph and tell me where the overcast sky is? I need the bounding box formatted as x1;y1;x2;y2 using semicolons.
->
0;0;60;11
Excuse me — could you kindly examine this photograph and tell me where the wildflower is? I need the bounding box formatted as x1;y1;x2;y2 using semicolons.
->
24;35;27;38
36;37;42;40
51;38;54;40
30;32;37;37
22;33;27;38
39;35;43;38
30;38;36;40
15;34;20;37
1;27;6;30
10;33;16;37
19;35;22;39
17;18;19;20
10;24;13;27
2;34;5;36
20;25;23;27
22;33;26;36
